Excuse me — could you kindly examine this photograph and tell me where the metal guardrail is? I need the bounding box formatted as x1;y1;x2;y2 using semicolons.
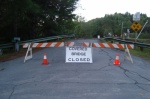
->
20;35;74;44
104;37;150;48
0;43;14;49
0;34;75;49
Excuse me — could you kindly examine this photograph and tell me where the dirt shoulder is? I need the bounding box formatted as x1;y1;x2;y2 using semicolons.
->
0;48;43;62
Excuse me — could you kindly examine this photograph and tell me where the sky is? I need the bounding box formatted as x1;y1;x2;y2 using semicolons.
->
73;0;150;21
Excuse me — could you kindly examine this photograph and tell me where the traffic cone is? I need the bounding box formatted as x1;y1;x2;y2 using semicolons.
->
42;53;49;65
114;54;120;66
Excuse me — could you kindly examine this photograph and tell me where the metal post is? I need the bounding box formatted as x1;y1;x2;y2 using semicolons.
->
15;41;19;52
121;22;123;39
0;49;2;55
135;32;137;42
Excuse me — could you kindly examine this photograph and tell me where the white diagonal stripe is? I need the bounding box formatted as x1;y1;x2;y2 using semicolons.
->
130;44;134;49
113;44;118;48
69;42;75;46
23;43;29;48
32;43;39;48
85;42;90;47
59;42;64;47
50;42;57;47
103;43;109;48
94;43;100;47
41;43;48;47
121;44;125;48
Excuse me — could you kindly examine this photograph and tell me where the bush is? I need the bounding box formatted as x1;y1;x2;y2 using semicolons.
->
129;32;150;39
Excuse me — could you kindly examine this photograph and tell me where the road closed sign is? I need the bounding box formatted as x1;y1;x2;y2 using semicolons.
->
66;46;93;63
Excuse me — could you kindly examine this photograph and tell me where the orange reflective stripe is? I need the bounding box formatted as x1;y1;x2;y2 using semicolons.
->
99;43;105;48
55;42;62;47
92;43;96;47
108;43;114;48
127;44;132;49
36;43;43;47
83;43;87;47
68;42;71;45
117;44;124;49
46;43;52;47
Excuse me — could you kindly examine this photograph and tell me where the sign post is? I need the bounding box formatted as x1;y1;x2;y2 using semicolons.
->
65;46;93;63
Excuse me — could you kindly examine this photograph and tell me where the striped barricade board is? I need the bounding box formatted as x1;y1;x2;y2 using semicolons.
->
92;43;134;49
23;42;75;48
23;42;64;48
67;42;75;46
82;42;92;47
23;41;134;63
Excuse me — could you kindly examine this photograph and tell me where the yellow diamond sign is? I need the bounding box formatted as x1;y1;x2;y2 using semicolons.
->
130;21;142;32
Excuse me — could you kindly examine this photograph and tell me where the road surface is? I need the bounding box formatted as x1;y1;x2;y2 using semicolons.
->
0;39;150;99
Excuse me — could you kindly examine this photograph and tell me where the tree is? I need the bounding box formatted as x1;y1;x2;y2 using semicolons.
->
71;12;150;38
0;0;40;41
0;0;79;42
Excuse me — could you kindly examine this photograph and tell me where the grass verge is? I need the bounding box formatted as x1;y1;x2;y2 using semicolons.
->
130;47;150;61
0;48;44;62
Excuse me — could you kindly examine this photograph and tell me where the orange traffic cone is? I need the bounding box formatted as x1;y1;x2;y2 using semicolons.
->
42;53;49;65
114;54;120;66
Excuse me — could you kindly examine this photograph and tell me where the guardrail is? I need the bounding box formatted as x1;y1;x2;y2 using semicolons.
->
20;34;74;44
0;43;14;49
0;34;74;51
104;37;150;48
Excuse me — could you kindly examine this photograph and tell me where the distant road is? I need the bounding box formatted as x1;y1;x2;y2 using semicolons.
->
0;39;150;99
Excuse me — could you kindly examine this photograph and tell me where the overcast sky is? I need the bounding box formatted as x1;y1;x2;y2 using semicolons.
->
73;0;150;21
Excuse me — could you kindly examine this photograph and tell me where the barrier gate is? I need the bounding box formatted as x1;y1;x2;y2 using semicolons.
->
23;42;134;63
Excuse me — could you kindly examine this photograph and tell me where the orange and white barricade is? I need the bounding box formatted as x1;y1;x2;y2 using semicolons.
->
92;42;134;63
82;42;92;47
92;43;134;49
66;42;75;46
23;42;75;62
23;42;64;48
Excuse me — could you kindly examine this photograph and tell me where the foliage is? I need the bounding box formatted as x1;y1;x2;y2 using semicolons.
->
72;12;150;39
1;0;150;43
0;0;79;42
129;33;150;39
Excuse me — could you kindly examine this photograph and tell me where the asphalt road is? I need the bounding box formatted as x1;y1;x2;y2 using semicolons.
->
0;39;150;99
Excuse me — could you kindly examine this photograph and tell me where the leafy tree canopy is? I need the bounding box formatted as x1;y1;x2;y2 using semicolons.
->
73;12;150;38
0;0;79;42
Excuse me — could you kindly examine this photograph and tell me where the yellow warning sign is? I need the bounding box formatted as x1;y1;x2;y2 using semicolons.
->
130;21;142;32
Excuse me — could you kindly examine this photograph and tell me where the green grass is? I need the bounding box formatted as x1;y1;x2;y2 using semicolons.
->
127;37;150;61
130;47;150;61
138;39;150;44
